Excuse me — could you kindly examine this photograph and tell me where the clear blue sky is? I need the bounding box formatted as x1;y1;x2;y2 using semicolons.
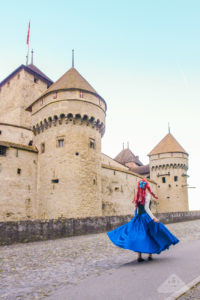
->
0;0;199;209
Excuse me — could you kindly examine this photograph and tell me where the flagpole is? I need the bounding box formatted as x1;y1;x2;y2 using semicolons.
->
26;21;30;65
26;42;29;65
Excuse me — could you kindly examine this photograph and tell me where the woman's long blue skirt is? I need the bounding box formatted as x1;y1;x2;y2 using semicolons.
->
107;211;179;254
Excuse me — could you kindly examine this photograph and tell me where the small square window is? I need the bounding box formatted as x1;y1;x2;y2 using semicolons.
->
41;143;45;153
162;177;166;183
58;139;64;147
17;168;21;174
174;176;178;182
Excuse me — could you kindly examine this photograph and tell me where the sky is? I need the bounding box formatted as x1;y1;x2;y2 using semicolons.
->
0;0;199;210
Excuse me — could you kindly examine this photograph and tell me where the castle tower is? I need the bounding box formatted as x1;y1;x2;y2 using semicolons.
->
0;64;53;221
27;67;107;219
148;133;189;212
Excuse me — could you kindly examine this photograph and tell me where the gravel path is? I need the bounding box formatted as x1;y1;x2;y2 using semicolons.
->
0;219;200;300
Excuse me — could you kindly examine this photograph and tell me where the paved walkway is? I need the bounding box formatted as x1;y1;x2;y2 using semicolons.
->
0;219;200;299
47;239;200;300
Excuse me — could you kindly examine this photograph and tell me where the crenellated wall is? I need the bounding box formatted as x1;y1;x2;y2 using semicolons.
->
31;89;106;219
149;152;189;212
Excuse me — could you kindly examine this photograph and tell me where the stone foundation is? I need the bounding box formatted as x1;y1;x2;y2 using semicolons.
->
1;211;200;246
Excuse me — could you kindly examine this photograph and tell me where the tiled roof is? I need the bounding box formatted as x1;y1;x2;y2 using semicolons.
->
0;64;53;88
114;148;143;166
26;64;53;84
40;67;104;100
148;133;188;156
130;164;150;175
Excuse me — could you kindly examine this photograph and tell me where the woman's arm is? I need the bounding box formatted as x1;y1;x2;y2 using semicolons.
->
145;192;158;221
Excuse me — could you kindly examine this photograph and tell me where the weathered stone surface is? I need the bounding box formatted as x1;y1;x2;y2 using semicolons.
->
0;211;200;246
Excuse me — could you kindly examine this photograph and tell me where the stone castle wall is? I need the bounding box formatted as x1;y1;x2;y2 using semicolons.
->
0;123;33;145
101;164;157;216
0;146;38;221
1;210;200;246
0;69;49;128
31;89;106;220
149;152;189;212
101;153;129;170
0;64;189;226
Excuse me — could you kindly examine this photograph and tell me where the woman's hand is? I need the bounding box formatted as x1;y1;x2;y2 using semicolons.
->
153;217;159;223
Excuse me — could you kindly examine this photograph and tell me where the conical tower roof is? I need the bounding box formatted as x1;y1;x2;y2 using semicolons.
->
148;133;188;156
115;148;143;166
40;67;103;99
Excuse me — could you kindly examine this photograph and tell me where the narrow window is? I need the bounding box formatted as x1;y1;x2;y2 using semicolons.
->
80;91;83;98
53;92;57;99
0;146;7;156
89;138;95;149
0;130;2;135
16;149;18;157
40;99;43;106
162;177;166;183
41;143;45;153
52;179;59;183
17;168;21;174
28;140;33;146
174;176;178;182
34;77;38;83
58;139;64;147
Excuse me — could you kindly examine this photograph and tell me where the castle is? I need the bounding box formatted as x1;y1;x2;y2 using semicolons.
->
0;61;189;222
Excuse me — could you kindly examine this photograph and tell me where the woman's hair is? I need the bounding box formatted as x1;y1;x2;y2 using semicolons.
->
134;178;158;207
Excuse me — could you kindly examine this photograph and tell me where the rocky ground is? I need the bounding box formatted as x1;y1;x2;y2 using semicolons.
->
0;219;200;300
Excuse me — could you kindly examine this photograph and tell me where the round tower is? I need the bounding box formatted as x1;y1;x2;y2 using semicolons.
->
27;67;106;219
148;133;189;212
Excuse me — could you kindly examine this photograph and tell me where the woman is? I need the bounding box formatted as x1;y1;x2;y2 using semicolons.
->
107;178;179;262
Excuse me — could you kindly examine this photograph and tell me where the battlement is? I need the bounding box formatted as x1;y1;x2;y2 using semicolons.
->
33;112;105;137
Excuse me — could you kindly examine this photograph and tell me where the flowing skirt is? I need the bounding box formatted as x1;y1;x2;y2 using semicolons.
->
107;211;179;254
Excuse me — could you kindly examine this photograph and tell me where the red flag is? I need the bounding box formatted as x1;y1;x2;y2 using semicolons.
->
27;21;30;45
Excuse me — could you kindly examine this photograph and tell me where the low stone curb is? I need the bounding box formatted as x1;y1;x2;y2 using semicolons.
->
0;210;200;245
